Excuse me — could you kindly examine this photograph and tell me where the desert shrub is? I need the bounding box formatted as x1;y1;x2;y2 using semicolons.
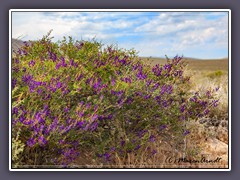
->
11;32;219;167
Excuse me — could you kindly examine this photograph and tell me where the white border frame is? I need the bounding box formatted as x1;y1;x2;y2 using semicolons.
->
9;9;231;171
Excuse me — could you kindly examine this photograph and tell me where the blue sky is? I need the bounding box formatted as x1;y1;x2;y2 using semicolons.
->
12;11;229;59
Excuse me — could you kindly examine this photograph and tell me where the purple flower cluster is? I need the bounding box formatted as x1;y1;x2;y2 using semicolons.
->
48;51;57;61
120;77;132;84
22;74;33;84
12;78;17;89
152;64;162;76
160;84;173;95
136;66;147;80
183;130;190;136
58;147;80;166
28;60;36;67
149;135;156;142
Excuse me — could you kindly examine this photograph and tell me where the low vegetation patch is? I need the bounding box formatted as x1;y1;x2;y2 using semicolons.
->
206;70;224;79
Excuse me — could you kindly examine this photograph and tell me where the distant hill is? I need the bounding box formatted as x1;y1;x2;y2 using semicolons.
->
141;57;229;72
12;39;24;53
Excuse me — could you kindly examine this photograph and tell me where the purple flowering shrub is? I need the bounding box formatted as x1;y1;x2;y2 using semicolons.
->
12;33;219;167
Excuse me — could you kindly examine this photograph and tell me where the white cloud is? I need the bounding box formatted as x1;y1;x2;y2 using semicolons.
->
12;11;228;59
134;13;228;55
12;12;137;41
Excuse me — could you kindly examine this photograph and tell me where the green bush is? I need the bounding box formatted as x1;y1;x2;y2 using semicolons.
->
12;32;219;167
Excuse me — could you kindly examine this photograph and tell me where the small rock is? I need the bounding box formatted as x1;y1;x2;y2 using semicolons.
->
205;138;228;155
